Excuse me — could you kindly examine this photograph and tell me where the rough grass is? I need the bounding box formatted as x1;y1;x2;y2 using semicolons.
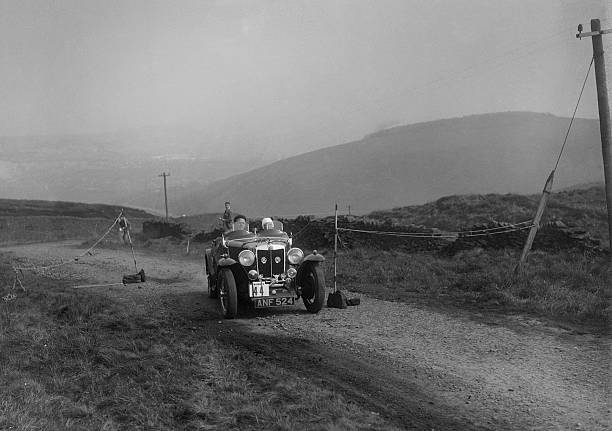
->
329;248;611;327
367;185;609;244
0;254;395;431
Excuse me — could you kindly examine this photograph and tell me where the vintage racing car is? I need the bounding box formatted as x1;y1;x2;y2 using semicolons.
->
204;219;326;318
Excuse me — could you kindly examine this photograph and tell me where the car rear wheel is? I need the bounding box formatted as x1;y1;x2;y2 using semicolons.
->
301;263;325;313
219;269;238;318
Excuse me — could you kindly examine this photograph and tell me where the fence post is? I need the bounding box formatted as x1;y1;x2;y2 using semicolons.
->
516;170;555;272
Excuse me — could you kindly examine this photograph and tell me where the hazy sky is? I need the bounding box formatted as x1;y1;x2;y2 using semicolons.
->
0;0;609;155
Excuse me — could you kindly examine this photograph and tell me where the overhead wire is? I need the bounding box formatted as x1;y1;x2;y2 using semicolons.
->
553;56;595;172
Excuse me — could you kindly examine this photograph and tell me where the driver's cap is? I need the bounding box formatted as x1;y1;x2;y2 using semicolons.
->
261;217;273;226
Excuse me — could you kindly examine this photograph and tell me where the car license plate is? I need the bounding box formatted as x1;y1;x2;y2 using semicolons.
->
251;281;269;297
254;297;295;308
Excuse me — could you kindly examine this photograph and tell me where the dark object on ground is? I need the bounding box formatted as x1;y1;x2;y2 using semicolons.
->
327;290;347;309
123;269;146;284
346;297;360;306
192;228;223;243
142;220;190;239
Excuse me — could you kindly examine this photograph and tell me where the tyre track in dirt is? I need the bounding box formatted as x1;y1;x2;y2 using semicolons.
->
3;241;610;430
207;321;481;430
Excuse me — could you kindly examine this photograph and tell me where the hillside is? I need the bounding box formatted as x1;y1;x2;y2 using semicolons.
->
0;199;153;219
369;184;607;232
367;184;608;244
175;112;603;216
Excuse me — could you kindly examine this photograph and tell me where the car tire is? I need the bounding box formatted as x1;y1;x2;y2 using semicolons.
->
219;269;238;319
301;263;326;313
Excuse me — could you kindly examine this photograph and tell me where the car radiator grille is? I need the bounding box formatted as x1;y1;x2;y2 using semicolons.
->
256;248;285;278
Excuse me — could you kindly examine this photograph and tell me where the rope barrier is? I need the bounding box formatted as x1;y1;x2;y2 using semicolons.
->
12;211;123;272
337;220;534;239
126;230;138;273
72;282;125;289
337;227;457;239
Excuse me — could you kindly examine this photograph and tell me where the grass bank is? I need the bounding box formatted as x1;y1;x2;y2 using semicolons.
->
0;254;395;431
328;248;611;327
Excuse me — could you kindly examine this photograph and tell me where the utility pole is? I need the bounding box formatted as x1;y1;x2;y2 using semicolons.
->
159;172;170;221
334;202;338;293
577;19;612;260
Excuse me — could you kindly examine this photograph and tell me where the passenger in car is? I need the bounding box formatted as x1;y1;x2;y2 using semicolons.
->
261;217;274;230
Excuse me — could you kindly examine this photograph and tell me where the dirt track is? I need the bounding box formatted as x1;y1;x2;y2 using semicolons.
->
3;241;611;430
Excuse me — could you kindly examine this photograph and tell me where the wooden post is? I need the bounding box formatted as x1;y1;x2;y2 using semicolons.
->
590;19;612;260
517;170;555;270
127;230;138;273
334;202;338;293
159;172;170;221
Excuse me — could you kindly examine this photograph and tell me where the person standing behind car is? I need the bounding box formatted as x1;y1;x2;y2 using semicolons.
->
220;201;233;232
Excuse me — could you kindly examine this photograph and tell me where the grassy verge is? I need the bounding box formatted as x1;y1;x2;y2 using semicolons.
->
328;248;611;327
0;254;395;431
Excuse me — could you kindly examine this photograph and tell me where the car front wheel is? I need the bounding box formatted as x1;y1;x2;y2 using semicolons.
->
219;269;238;319
300;263;326;313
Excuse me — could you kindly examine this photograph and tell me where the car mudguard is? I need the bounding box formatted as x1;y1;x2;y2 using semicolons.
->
303;253;325;263
218;257;237;267
295;259;321;284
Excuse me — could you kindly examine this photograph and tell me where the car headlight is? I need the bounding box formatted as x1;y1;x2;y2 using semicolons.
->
286;267;297;278
287;248;304;265
238;250;255;266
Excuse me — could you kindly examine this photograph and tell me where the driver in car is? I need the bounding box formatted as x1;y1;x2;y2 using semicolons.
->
233;214;248;232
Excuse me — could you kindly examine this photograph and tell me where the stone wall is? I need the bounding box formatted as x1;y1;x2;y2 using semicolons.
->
142;220;190;240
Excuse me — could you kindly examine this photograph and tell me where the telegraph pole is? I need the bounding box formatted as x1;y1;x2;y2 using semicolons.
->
577;19;612;260
159;172;170;221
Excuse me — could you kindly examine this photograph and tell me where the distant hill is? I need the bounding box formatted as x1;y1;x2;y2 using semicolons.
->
0;130;264;212
175;112;603;216
0;199;154;219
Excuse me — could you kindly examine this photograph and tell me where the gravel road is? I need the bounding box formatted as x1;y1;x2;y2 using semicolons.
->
3;241;610;430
